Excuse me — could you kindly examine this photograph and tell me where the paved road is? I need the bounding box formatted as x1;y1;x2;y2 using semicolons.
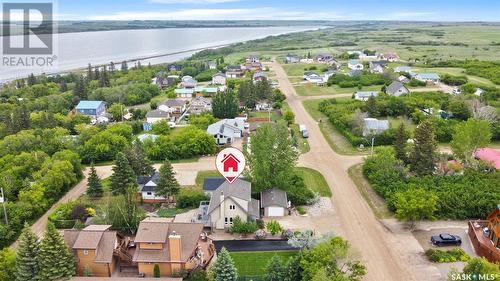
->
269;61;416;281
12;156;216;247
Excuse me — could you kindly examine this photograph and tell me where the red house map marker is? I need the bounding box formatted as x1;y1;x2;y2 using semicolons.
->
216;148;246;184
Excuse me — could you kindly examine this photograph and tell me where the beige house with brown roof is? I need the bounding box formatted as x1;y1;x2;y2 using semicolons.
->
133;218;215;277
64;225;122;277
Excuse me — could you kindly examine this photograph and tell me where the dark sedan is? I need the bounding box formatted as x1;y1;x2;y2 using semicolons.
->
431;233;462;246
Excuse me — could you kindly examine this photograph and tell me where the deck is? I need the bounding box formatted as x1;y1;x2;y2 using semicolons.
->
468;220;500;263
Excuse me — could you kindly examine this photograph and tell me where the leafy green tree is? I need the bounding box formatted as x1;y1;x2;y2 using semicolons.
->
409;121;437;176
284;254;302;281
283;110;295;126
154;264;160;277
108;103;125;121
247;122;298;192
15;223;40;281
126;141;155;177
73;75;87;101
212;91;239;119
451;119;491;166
87;163;103;197
365;95;379;117
462;257;500;277
109;152;137;195
155;159;180;200
86;63;94;82
0;248;16;281
151;120;171;135
265;255;286;281
37;223;75;281
189;268;208;281
27;73;37;86
448;99;471;120
394;188;438;229
211;247;238;281
266;220;283;235
393;122;409;164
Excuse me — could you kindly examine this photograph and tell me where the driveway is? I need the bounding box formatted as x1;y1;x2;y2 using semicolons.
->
213;239;299;252
268;61;441;281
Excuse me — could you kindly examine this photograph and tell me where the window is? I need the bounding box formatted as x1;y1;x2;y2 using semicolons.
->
83;250;88;255
224;217;228;224
229;205;235;210
147;192;152;195
230;217;233;223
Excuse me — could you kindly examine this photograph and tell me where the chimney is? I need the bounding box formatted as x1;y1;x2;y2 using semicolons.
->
169;230;182;262
220;191;225;224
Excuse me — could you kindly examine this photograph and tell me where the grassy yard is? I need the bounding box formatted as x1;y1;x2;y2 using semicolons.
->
230;251;298;276
294;84;382;96
195;170;220;187
282;63;326;76
157;207;191;218
295;167;331;197
248;110;282;122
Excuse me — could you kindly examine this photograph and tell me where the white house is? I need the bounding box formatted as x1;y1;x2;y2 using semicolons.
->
158;99;187;116
394;66;412;73
348;60;364;70
369;61;387;74
378;53;399;62
206;118;246;145
260;188;289;217
146;109;170;123
137;172;167;203
285;54;300;64
363;118;389;137
386;81;410;97
303;71;325;85
174;88;194;98
354;91;378;101
398;75;410;83
180;76;197;88
212;72;226;85
414;73;440;84
190;96;212;114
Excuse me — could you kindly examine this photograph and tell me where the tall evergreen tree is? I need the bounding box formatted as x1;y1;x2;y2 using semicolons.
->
393;122;409;164
264;255;286;281
365;95;379;117
109;152;137;195
37;223;75;281
27;73;37;86
284;254;302;281
94;67;100;81
409;121;437;176
99;66;110;87
126;141;155;177
60;81;68;92
73;75;87;101
86;63;93;82
155;159;180;200
11;104;31;132
212;90;239;119
87;163;103;197
121;60;128;72
212;247;238;281
15;223;40;281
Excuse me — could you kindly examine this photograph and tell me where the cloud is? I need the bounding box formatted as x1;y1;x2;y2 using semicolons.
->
88;8;345;21
149;0;241;4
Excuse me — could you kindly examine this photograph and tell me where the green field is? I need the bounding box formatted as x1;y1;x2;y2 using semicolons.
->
294;84;381;96
295;167;331;197
230;250;298;276
282;63;326;76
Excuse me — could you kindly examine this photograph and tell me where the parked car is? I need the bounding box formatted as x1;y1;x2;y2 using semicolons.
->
431;233;462;246
299;124;309;138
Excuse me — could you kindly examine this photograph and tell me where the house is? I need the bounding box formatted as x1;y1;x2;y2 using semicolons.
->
76;101;106;119
475;148;500;169
253;71;268;83
414;73;440;84
369;61;387;74
348;60;364;70
158;99;187;116
348;69;363;77
246;55;260;63
174;88;194;98
323;70;336;81
359;52;378;61
137;171;169;203
378;53;399;62
64;225;125;277
260;188;289;217
245;62;263;72
474;88;485;96
202;177;226;196
394;66;412;73
204;178;260;229
299;58;314;64
363;118;389;137
468;205;500;263
212;72;226;85
386;81;410;97
315;53;334;63
133;218;215;277
303;71;324;84
285;54;300;64
354;91;378;101
167;64;182;72
397;75;410;84
190;97;212;114
153;74;178;89
206;118;245;145
146;110;170;124
225;65;244;78
255;101;271;111
180;76;197;88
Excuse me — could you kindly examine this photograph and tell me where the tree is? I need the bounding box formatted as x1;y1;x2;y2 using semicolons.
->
99;66;110;87
73;75;87;101
15;223;40;281
448;99;471;120
266;220;283;235
451;119;491;166
284;254;302;281
394;188;438;229
409;121;437;176
0;248;16;281
246;122;298;192
27;73;37;86
365;95;379;117
153;264;160;277
211;247;238;281
87;163;103;197
155;159;180;200
212;90;239;119
265;255;286;281
393;122;409;164
121;60;128;72
126;141;155;177
189;268;208;281
37;223;75;281
462;257;500;277
283;110;295;126
300;237;366;281
109;152;137;195
108;103;125;121
86;63;94;82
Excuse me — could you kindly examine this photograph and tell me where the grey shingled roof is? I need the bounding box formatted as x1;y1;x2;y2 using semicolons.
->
386;81;407;95
146;109;169;118
203;177;226;191
207;178;252;214
260;188;288;208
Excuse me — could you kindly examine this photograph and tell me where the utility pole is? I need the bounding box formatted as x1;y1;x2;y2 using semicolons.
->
371;137;375;155
0;188;8;225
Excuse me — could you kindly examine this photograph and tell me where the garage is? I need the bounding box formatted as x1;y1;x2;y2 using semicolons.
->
267;206;285;217
261;188;289;217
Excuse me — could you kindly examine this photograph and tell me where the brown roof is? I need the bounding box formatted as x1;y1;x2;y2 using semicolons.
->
69;278;182;281
73;230;104;249
133;219;204;263
95;231;118;263
63;225;117;264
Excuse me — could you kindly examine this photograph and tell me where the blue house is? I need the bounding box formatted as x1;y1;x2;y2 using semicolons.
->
75;101;106;118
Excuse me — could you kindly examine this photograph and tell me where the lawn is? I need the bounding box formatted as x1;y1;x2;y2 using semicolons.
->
282;63;326;77
294;84;381;96
295;167;331;197
248;110;282;122
157;207;191;218
195;170;220;187
230;251;298;276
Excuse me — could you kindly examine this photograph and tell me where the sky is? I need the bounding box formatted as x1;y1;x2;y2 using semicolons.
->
5;0;500;21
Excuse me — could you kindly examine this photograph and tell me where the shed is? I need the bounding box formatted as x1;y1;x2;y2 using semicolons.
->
260;188;288;217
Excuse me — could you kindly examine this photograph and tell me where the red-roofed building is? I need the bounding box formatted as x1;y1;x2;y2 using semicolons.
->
475;148;500;169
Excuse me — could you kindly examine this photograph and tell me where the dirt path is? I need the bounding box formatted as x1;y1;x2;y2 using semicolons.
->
269;61;431;281
12;156;216;247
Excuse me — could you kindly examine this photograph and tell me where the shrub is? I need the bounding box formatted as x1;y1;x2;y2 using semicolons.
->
154;264;161;277
425;248;470;263
176;188;209;209
297;206;306;215
266;220;283;235
230;216;258;234
256;219;265;229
